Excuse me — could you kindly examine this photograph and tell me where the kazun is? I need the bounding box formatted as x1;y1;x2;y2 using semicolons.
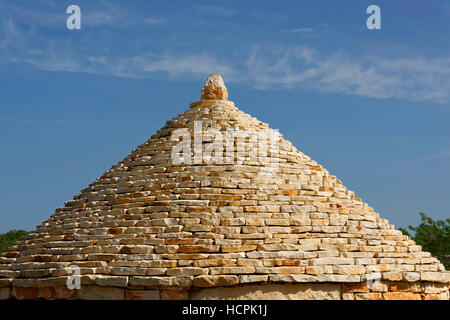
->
0;73;448;300
182;304;216;318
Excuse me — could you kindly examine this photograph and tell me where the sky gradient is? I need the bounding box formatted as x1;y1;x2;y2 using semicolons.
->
0;0;449;233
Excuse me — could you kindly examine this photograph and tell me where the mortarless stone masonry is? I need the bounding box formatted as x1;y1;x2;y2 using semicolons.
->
0;74;448;300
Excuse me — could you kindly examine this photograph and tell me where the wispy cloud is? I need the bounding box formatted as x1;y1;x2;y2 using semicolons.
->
195;5;237;16
242;45;450;103
283;24;328;39
1;9;449;104
144;17;165;26
380;150;450;171
0;2;164;29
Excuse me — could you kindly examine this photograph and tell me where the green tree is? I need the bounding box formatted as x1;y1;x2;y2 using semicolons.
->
0;230;28;254
400;213;450;269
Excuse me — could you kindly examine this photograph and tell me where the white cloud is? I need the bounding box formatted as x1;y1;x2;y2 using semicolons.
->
1;15;449;104
144;17;165;26
380;150;450;170
195;5;237;16
282;26;327;39
242;46;450;103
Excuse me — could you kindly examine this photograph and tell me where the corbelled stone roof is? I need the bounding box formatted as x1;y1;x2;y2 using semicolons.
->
0;74;448;299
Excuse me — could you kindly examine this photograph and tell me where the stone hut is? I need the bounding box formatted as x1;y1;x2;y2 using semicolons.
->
0;74;448;300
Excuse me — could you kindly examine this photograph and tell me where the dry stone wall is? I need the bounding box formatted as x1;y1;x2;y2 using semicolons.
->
0;75;448;300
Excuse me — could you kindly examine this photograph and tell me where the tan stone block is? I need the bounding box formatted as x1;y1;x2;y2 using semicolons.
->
76;286;125;300
290;215;311;226
421;272;450;283
318;250;339;258
403;272;420;282
306;266;333;275
129;276;171;288
166;267;208;276
209;267;254;275
177;245;220;253
269;274;319;283
281;205;316;213
423;282;448;294
388;281;422;293
383;292;421;300
311;257;354;265
239;275;268;284
354;292;383;300
39;286;76;300
36;277;70;287
381;272;403;281
221;245;256;253
342;293;354;300
19;269;51;278
95;276;128;287
343;283;370;293
237;258;263;267
193;275;239;288
111;267;147;276
255;266;305;274
318;274;360;282
423;291;449;300
191;283;340;300
333;265;366;275
369;281;389;292
140;260;177;268
194;258;236;268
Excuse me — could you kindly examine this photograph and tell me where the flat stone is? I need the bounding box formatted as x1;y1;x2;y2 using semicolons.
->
269;274;319;283
76;286;125;300
193;275;239;288
311;257;354;265
191;283;341;300
421;272;450;283
383;292;421;300
95;276;128;287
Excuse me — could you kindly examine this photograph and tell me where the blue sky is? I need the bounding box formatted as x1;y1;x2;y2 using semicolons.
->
0;0;449;233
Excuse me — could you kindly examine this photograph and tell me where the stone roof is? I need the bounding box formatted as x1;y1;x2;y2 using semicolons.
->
0;74;448;299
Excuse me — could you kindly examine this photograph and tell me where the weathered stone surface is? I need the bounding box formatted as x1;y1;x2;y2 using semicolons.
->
193;275;239;288
76;286;125;300
421;272;450;283
269;274;319;283
354;292;383;300
383;292;422;300
201;74;228;101
95;276;128;288
239;275;268;284
40;286;76;300
311;258;354;265
191;284;341;300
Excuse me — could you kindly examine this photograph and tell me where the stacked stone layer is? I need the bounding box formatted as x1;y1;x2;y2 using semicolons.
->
0;91;448;300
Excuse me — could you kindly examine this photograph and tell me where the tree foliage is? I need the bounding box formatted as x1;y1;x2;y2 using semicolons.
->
401;213;450;269
0;230;28;254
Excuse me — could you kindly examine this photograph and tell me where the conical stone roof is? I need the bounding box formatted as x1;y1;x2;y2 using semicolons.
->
0;74;448;300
